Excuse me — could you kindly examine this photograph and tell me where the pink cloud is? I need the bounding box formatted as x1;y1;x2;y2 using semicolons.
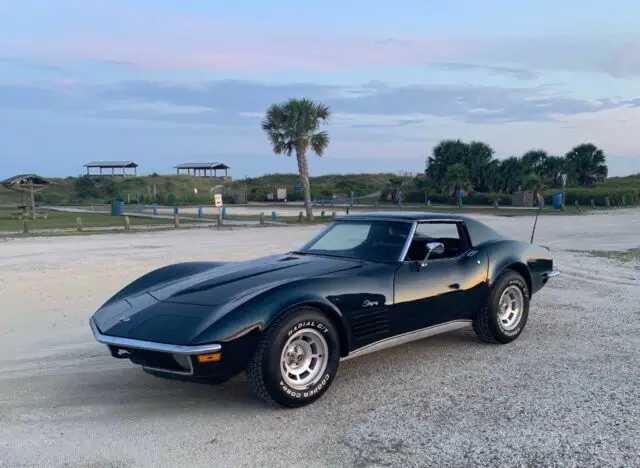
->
1;1;466;71
3;35;464;72
4;2;639;76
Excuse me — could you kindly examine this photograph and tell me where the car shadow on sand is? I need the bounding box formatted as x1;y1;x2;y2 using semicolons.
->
42;327;483;419
44;364;272;419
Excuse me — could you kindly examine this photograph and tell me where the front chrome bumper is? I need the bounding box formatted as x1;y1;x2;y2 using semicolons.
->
543;269;561;278
89;317;222;355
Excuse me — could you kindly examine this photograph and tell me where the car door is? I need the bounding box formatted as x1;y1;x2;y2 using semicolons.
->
392;221;489;336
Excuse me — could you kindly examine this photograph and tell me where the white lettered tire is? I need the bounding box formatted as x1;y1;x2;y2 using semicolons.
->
246;306;340;408
473;269;530;344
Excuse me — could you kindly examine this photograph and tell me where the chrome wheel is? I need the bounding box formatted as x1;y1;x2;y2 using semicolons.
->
498;285;524;331
280;328;328;390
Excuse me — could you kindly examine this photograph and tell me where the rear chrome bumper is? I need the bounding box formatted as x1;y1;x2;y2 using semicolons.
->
89;317;222;355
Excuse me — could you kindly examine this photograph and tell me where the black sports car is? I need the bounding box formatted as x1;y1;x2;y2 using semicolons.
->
89;211;559;407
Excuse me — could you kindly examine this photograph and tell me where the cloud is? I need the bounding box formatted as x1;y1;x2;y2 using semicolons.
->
3;37;460;73
0;56;62;71
427;62;540;81
94;80;636;124
0;79;635;128
467;33;640;79
2;2;639;77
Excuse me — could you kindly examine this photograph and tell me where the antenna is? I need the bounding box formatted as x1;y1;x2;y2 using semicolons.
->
530;205;541;243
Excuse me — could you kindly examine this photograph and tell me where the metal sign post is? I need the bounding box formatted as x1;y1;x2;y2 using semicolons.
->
213;193;223;222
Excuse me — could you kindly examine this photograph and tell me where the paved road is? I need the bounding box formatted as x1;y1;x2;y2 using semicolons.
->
1;211;638;467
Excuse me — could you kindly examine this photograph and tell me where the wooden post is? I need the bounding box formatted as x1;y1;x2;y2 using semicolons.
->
123;216;131;231
30;184;36;219
76;217;83;232
332;211;336;218
259;212;265;225
298;211;304;223
22;219;29;234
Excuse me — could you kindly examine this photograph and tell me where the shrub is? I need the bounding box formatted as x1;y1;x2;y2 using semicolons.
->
542;187;640;206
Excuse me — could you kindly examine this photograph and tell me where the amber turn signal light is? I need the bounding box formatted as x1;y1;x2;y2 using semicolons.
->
196;352;222;363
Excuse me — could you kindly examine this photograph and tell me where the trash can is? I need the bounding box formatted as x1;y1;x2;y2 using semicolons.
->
110;198;124;216
552;192;563;209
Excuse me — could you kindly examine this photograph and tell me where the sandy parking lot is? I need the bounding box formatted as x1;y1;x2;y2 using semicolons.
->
1;209;639;467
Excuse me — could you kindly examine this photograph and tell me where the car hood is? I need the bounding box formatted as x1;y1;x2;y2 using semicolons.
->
149;253;362;305
91;253;362;342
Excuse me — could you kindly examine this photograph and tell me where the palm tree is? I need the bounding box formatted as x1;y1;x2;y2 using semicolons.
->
466;140;494;191
540;155;567;187
522;173;545;207
443;163;473;206
497;156;525;193
565;143;608;186
261;98;331;220
521;149;548;176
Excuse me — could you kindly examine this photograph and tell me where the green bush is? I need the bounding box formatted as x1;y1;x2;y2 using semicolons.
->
464;192;513;206
543;187;640;206
5;171;638;209
421;191;512;206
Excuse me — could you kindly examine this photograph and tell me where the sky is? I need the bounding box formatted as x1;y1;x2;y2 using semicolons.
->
1;0;640;179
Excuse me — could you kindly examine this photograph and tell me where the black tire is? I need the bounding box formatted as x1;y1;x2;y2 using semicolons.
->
473;269;530;344
246;305;340;408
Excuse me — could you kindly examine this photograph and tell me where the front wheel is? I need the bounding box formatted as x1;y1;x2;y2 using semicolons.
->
246;306;340;408
473;269;530;344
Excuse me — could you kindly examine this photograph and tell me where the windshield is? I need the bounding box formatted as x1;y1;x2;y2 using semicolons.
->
296;219;412;262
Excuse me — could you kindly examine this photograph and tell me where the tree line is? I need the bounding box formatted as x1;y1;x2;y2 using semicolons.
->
66;97;614;217
422;139;608;196
257;96;611;218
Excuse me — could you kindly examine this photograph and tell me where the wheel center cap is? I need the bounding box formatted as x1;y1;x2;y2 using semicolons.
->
286;344;306;366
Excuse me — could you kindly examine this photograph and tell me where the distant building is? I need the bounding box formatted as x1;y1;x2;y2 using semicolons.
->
84;161;138;177
174;162;231;180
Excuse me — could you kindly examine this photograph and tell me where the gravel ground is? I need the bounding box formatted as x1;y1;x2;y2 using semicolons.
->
0;209;639;467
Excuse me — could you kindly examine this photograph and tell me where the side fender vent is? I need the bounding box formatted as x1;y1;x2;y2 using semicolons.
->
350;309;390;344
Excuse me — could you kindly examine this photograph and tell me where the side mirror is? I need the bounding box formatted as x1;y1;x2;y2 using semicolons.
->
420;242;444;268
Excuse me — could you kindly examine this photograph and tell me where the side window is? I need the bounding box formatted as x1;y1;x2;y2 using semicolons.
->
465;218;504;246
405;222;465;261
415;222;460;240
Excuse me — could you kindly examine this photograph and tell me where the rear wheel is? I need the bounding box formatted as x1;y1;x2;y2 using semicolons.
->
246;306;340;408
473;269;530;344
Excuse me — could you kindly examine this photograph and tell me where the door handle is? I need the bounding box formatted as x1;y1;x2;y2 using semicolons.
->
448;283;460;290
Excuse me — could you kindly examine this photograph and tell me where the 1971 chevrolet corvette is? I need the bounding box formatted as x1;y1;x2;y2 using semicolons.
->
89;211;559;407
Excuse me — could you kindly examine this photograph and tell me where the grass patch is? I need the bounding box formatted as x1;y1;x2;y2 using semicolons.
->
171;202;590;217
221;214;330;225
256;204;589;216
0;208;197;232
374;205;589;216
570;248;640;263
